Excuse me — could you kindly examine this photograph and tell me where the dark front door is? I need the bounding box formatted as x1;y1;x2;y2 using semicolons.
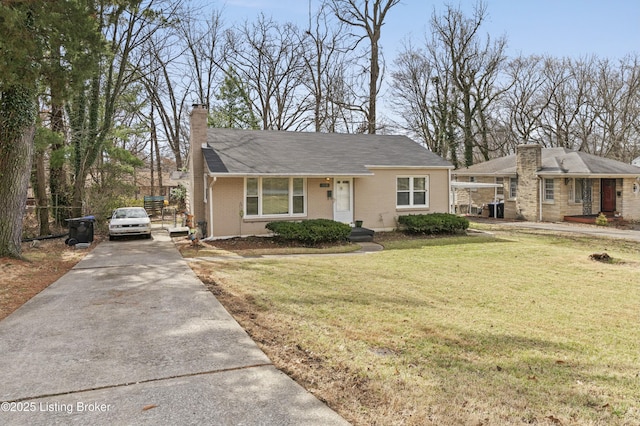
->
601;179;616;212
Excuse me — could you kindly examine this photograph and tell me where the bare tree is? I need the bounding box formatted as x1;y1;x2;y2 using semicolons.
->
224;15;309;130
299;3;352;132
590;55;640;161
180;9;225;108
391;45;437;148
140;32;191;170
502;55;553;147
536;57;588;149
429;1;508;166
329;0;400;134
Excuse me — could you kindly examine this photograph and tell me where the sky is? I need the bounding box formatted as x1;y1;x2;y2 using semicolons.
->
211;0;640;60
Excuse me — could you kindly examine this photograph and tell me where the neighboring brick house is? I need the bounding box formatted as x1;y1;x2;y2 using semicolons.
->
453;144;640;222
187;105;454;238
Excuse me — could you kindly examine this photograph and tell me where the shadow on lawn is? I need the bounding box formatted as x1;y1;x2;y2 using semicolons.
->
377;234;514;250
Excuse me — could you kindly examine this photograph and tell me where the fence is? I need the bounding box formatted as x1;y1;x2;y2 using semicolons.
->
143;195;166;215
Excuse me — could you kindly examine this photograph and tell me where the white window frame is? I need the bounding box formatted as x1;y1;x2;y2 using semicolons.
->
244;177;307;218
396;176;429;208
495;177;504;197
509;177;518;200
570;178;585;203
544;178;555;202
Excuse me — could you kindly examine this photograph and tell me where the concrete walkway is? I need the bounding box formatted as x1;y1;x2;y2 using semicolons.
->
0;230;348;425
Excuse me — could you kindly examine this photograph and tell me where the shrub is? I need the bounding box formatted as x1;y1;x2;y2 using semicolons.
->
595;212;608;226
266;219;352;245
397;213;469;235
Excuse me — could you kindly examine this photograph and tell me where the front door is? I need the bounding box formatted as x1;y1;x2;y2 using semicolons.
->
333;178;353;224
601;179;616;212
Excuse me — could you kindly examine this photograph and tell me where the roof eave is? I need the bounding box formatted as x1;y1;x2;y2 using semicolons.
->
453;171;517;176
536;172;640;178
207;171;374;177
366;164;455;170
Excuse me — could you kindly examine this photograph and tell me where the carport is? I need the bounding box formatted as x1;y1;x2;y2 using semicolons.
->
450;181;504;218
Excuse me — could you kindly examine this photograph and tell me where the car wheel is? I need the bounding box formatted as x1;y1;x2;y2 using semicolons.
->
109;235;115;241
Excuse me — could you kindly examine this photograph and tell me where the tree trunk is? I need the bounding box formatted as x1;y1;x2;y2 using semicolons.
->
49;39;69;224
154;128;163;195
0;88;36;258
368;37;379;134
32;147;51;236
150;102;155;196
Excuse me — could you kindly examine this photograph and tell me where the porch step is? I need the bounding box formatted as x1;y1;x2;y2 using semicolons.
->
349;226;375;242
168;226;190;237
564;214;624;225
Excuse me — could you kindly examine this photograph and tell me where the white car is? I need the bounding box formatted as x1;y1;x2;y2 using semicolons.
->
109;207;151;240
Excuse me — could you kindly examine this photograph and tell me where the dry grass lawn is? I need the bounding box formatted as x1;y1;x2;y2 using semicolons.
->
0;238;95;320
189;229;640;425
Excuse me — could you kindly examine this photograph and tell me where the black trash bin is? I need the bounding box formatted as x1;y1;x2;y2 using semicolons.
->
66;216;95;246
488;202;504;219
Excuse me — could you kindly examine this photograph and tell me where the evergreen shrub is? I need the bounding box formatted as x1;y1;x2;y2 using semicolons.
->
266;219;352;245
398;213;469;234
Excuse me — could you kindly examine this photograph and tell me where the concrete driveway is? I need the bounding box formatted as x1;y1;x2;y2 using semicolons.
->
0;231;348;425
469;218;640;243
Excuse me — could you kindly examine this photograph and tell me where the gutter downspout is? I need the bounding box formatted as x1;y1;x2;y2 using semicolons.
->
448;169;453;214
208;176;216;238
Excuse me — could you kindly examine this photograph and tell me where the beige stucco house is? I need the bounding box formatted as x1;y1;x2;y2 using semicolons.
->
187;105;454;238
453;144;640;222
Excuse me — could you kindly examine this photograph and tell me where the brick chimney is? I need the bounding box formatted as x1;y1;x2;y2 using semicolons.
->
515;144;542;221
188;104;208;224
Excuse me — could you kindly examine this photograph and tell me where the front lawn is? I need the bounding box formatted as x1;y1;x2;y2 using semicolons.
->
189;230;640;425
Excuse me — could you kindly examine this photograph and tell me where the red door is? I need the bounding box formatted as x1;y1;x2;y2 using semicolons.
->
601;179;616;212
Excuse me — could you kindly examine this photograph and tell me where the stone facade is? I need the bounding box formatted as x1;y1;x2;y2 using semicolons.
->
515;144;542;220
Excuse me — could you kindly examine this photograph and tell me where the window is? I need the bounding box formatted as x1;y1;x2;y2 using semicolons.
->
544;179;554;202
246;178;259;215
572;178;584;203
397;176;429;208
245;177;306;217
495;177;504;197
509;177;518;199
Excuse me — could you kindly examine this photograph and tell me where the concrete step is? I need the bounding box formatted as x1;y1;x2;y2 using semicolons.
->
349;227;374;242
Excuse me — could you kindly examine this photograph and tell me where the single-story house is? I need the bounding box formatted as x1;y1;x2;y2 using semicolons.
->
187;105;454;238
453;144;640;222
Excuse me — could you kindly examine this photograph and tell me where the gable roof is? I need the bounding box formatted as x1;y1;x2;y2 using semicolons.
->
202;128;453;176
455;147;640;178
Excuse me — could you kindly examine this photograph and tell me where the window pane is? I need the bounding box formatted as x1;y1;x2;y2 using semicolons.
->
574;179;583;202
246;178;258;196
413;192;426;205
293;196;304;214
263;178;289;215
293;178;304;195
413;177;425;191
545;179;554;200
246;197;258;215
397;192;410;206
397;177;409;191
496;177;504;196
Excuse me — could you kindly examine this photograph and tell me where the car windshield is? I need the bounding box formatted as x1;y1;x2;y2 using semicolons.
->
113;208;148;219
